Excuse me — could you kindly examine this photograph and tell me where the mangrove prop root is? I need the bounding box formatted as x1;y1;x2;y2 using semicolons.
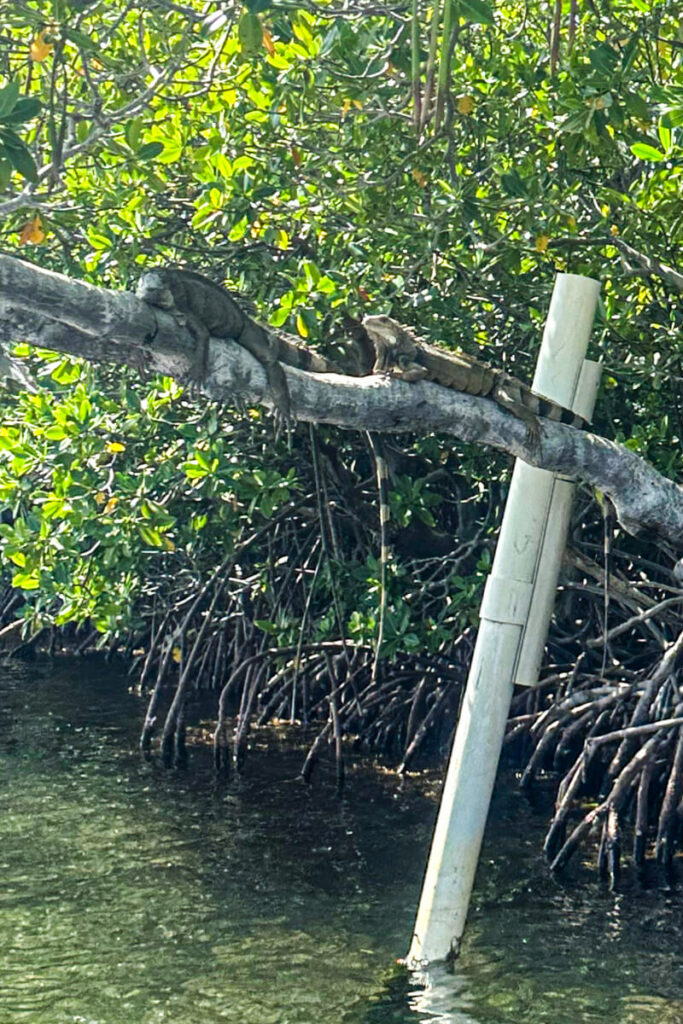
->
655;721;683;864
633;757;654;866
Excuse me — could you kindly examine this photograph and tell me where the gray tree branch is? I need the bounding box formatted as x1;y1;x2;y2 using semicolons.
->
1;254;682;557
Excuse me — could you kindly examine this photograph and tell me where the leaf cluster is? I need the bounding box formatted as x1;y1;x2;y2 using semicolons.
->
0;0;681;659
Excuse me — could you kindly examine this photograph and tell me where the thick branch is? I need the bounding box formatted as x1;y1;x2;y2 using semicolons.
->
1;255;682;553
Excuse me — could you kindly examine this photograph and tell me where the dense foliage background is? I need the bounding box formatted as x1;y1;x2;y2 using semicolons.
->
0;1;682;845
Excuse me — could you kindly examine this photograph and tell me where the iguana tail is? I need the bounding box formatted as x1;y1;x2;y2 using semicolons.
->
494;373;589;429
532;393;589;429
366;431;389;686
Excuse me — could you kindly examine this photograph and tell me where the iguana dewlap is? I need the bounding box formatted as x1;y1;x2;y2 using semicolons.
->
363;314;587;435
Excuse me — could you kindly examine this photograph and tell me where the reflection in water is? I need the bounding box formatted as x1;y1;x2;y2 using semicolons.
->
1;659;683;1024
408;965;478;1024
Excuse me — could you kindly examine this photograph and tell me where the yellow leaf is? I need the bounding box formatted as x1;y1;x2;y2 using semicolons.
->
106;441;125;452
262;27;275;56
610;224;619;236
341;99;352;116
457;95;475;115
172;646;182;664
353;100;362;110
19;216;45;245
94;491;107;505
411;169;427;187
30;30;53;62
161;535;176;552
567;215;577;229
104;496;119;513
535;234;550;253
296;312;309;338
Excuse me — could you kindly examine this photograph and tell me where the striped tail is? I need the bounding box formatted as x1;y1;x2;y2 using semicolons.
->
533;394;590;428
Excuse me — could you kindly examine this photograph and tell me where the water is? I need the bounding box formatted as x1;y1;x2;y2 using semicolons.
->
1;660;682;1024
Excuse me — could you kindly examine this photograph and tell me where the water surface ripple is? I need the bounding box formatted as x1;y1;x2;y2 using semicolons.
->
1;661;682;1023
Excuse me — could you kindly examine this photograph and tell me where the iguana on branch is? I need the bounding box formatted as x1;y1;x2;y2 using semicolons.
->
137;267;340;420
362;314;588;438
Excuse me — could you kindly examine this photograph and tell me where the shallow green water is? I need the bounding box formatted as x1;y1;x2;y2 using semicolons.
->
1;661;682;1024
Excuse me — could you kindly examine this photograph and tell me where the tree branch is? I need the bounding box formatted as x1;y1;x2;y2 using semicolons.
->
1;254;682;557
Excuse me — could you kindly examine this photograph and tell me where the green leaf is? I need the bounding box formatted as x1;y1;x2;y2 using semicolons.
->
42;498;67;519
500;170;527;197
2;97;42;125
269;306;290;327
620;31;640;73
0;81;19;119
589;43;619;77
458;0;494;24
137;141;165;161
5;141;37;182
630;142;665;162
658;123;672;153
125;117;142;150
228;216;248;241
254;618;279;634
50;359;82;384
138;524;163;547
662;106;683;129
12;570;40;590
245;0;272;11
238;12;263;56
315;275;336;295
44;425;68;440
0;155;11;191
624;93;650;121
64;27;97;51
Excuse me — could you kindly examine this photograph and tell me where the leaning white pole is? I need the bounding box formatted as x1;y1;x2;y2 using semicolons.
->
406;273;602;967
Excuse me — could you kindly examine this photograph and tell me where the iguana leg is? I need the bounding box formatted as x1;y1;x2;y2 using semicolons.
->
263;361;293;431
395;359;428;382
237;323;293;426
182;312;210;385
389;360;429;383
492;381;541;445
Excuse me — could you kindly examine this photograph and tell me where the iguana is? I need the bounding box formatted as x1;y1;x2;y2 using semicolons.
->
362;314;588;438
136;267;340;421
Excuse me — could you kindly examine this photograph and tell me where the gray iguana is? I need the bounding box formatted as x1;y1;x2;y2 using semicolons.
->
136;267;340;421
362;314;588;438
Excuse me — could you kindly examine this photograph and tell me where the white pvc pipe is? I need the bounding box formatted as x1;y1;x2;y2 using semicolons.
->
406;273;601;967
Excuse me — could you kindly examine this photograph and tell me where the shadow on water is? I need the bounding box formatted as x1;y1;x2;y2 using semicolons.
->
2;659;683;1024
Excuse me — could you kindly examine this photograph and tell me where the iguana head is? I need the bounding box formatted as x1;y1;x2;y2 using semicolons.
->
136;269;175;310
362;315;419;360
